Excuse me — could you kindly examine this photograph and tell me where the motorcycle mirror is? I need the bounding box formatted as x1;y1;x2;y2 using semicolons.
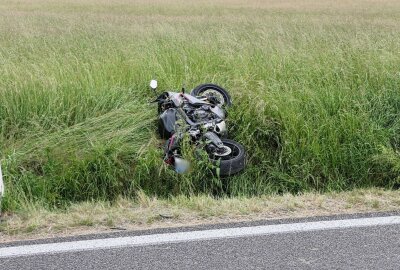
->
150;80;158;90
174;157;191;174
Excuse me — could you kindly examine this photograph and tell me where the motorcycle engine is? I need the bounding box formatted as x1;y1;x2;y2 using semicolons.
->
193;109;209;120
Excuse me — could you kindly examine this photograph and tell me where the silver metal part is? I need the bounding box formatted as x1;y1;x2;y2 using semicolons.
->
168;92;184;107
210;106;225;119
188;129;200;137
182;94;210;106
202;122;214;130
214;121;227;136
213;145;232;157
201;89;226;106
204;132;224;148
194;109;208;120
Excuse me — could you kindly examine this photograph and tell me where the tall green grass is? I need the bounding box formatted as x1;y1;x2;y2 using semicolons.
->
1;0;400;210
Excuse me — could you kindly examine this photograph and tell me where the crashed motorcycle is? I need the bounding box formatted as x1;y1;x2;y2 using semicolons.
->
150;80;245;176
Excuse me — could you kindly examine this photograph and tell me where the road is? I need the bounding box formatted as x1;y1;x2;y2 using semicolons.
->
1;213;400;269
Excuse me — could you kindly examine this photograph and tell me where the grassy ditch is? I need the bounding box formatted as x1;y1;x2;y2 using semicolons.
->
1;0;400;211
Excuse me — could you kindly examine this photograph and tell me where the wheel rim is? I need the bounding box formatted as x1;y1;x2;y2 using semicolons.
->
201;89;226;106
213;145;232;157
210;142;241;161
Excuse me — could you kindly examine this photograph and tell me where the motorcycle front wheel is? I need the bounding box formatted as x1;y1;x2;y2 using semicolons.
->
191;84;232;107
208;139;245;176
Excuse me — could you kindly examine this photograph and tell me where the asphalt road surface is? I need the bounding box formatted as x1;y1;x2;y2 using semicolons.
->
1;213;400;269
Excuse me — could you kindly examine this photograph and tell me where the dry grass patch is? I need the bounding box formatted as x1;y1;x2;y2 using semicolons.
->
1;188;400;242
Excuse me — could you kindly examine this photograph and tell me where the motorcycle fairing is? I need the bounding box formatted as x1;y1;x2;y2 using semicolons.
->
159;108;178;139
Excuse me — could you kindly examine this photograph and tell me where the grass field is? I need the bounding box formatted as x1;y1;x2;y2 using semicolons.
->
1;0;400;211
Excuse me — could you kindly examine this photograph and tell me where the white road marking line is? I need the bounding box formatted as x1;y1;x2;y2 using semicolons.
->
0;216;399;258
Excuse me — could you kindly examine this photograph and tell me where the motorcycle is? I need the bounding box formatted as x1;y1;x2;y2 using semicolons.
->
150;80;245;176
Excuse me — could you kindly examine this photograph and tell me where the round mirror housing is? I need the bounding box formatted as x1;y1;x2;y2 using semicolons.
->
150;80;158;90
